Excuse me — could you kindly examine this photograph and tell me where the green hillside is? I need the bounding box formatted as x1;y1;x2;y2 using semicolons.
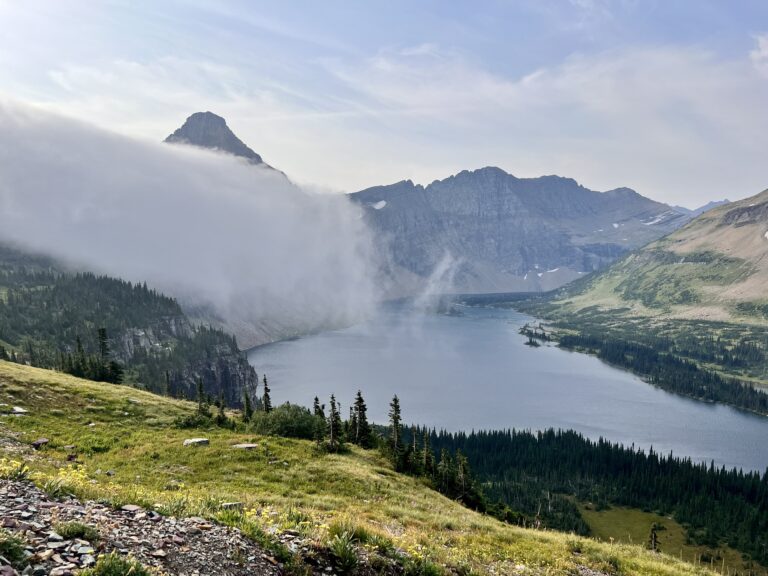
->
0;242;257;405
0;362;720;576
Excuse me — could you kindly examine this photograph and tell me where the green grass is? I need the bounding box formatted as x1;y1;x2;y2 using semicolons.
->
581;506;765;575
54;521;100;542
0;528;27;568
79;552;156;576
0;361;722;576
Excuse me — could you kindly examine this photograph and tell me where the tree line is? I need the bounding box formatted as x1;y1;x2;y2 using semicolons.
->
558;332;768;415
430;428;768;567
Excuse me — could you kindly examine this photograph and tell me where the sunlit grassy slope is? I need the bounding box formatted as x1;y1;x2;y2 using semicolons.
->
581;506;766;576
0;361;720;576
557;188;768;325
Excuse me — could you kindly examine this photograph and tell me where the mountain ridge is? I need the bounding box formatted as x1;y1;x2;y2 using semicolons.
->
350;166;691;295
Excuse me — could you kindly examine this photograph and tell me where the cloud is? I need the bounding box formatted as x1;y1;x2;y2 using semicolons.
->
0;101;377;346
751;33;768;76
321;43;768;205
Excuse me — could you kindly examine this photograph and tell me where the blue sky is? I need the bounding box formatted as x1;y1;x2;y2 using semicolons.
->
1;0;767;205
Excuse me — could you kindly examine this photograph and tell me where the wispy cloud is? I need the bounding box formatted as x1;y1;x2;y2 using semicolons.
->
751;33;768;76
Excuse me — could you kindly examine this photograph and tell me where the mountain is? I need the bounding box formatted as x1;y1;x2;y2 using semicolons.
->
0;241;257;404
350;167;691;294
674;199;731;218
165;111;277;170
552;187;768;324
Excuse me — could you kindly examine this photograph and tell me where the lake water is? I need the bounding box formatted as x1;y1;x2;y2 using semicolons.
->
248;304;768;472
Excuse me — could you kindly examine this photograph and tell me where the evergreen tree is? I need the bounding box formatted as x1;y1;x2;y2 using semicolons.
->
262;375;272;413
388;395;404;469
0;345;7;361
97;327;109;364
422;431;435;476
196;378;210;417
243;390;253;423
352;390;373;448
326;394;344;452
313;396;325;419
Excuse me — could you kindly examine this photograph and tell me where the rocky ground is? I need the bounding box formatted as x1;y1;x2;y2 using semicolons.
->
0;480;282;575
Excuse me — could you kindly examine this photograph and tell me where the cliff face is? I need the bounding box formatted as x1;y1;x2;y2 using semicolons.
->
114;314;258;406
350;167;690;294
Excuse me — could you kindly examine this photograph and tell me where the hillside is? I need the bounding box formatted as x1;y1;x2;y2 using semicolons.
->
548;187;768;324
0;242;257;405
0;362;720;576
350;167;690;295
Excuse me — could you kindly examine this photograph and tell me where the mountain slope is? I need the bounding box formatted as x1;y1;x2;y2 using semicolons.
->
165;111;277;171
0;362;721;576
0;242;257;404
555;187;768;323
350;167;690;294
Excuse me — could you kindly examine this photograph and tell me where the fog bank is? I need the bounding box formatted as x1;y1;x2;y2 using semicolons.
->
0;102;378;347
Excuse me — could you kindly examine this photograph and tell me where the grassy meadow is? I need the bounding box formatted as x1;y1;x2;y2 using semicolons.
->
0;360;725;576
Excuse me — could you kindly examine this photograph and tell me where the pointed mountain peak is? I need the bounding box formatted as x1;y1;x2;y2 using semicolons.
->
165;112;267;166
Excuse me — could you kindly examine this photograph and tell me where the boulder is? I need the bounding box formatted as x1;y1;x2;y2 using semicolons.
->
32;438;49;450
232;443;258;450
183;438;209;447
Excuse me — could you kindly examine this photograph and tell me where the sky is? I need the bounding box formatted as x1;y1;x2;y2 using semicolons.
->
1;1;767;206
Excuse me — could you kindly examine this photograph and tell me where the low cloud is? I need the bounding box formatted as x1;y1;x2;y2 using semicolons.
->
0;101;377;346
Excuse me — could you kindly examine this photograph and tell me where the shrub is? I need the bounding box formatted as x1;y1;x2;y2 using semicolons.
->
0;529;26;568
54;521;100;542
0;458;29;480
80;552;155;576
249;403;324;440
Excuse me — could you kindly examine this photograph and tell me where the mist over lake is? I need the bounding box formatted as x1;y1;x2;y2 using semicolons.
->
249;304;768;473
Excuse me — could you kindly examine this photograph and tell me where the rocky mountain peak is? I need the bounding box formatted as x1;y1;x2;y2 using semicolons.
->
164;111;266;165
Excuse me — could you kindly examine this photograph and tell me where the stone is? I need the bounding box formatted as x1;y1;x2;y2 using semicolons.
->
120;504;142;513
232;443;258;450
221;502;243;510
31;439;48;450
11;406;28;415
182;438;209;447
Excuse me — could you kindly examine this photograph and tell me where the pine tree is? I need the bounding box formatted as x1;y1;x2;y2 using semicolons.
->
262;375;272;413
422;431;435;476
326;394;343;452
196;378;210;417
388;395;404;469
243;390;253;423
97;327;109;365
352;390;373;448
313;396;325;419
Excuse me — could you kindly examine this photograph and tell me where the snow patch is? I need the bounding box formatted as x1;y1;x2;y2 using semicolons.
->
643;213;667;226
612;223;619;229
537;272;543;278
764;231;768;240
547;268;559;273
523;273;528;280
372;200;387;210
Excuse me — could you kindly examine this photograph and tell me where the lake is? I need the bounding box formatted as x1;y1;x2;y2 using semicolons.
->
248;304;768;472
